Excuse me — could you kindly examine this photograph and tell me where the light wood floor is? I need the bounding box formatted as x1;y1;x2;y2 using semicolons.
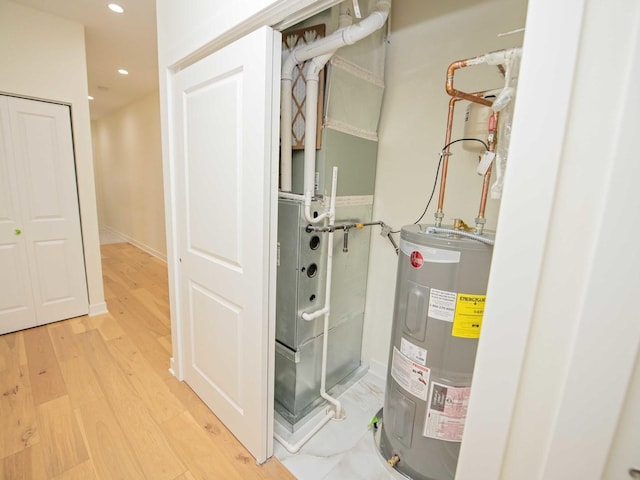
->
0;242;295;480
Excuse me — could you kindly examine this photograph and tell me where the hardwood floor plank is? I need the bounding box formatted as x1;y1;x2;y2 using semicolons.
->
91;313;126;341
106;334;184;423
131;287;171;329
48;322;83;362
23;327;67;405
75;329;116;370
0;331;26;372
172;472;197;480
35;395;89;477
163;379;295;480
2;443;47;480
157;333;173;355
50;460;98;480
96;362;186;480
58;355;104;409
108;297;171;357
0;242;294;479
0;365;39;459
77;396;146;480
161;412;245;480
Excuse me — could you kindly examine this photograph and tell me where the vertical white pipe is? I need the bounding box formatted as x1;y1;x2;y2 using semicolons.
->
280;76;293;192
319;167;342;418
277;167;342;455
303;54;334;224
279;0;390;194
303;76;319;196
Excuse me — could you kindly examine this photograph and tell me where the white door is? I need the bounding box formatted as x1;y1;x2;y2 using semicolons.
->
0;96;36;333
0;95;88;334
172;26;280;463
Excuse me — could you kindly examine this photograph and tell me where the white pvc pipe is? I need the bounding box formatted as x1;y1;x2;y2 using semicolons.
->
303;54;335;224
278;191;305;201
276;167;342;455
274;410;335;454
317;167;342;418
280;0;391;193
303;53;333;197
280;76;293;192
282;1;390;72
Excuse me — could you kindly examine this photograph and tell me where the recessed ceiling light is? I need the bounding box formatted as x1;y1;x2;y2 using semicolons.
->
88;95;94;100
108;3;124;14
118;69;129;75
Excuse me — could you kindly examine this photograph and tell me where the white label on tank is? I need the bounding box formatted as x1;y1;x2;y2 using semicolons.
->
423;382;471;442
428;288;457;322
391;347;430;401
400;337;427;366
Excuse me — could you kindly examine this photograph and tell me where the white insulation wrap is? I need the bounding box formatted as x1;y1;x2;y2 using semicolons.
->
280;0;390;194
325;55;385;141
491;48;522;199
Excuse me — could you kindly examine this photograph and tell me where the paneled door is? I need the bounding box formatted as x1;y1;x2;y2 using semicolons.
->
172;26;280;463
0;95;88;335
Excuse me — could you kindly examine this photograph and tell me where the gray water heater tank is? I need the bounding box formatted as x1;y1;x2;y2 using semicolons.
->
380;224;494;480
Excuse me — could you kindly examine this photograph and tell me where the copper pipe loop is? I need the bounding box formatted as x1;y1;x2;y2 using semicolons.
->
446;60;493;107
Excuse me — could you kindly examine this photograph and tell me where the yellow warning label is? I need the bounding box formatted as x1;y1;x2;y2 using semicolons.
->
452;294;486;339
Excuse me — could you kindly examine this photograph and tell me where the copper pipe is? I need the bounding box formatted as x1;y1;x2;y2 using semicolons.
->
446;59;493;107
477;162;493;221
436;89;491;224
436;96;462;218
477;112;499;222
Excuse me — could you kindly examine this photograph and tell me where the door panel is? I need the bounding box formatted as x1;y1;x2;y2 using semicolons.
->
0;96;36;333
9;96;88;324
0;95;88;332
173;26;280;463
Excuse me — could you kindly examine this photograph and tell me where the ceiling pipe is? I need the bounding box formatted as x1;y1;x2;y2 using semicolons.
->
279;0;391;194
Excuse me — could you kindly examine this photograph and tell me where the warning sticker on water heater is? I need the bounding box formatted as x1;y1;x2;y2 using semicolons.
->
428;288;457;322
400;337;427;366
423;382;471;442
452;294;486;339
391;347;430;401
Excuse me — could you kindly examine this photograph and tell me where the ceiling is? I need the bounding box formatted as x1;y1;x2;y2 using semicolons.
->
10;0;159;120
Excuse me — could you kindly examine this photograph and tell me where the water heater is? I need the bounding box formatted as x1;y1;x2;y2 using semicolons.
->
379;224;493;480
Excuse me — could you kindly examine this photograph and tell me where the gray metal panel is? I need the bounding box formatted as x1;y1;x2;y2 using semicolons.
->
276;198;326;349
274;314;364;425
275;200;374;426
289;129;379;196
318;129;379;196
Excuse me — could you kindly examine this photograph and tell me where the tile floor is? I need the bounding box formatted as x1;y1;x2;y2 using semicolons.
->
274;372;406;480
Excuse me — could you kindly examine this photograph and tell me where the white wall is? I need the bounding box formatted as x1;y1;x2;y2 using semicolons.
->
157;0;640;476
156;0;341;68
92;90;167;259
0;0;106;315
362;0;528;376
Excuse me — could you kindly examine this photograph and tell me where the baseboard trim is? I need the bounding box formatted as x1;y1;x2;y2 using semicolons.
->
88;301;108;316
100;225;167;262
